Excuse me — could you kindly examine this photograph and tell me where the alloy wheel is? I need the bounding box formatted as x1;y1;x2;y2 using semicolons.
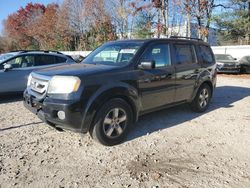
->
199;88;209;108
103;108;127;138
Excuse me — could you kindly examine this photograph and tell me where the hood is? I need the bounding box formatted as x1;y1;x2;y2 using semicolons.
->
34;63;117;77
216;60;238;64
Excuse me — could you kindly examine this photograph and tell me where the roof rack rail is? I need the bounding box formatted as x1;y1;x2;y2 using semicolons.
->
43;50;64;54
169;36;203;41
9;50;26;53
17;50;64;54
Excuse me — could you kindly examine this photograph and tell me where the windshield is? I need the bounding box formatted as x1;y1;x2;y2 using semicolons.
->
82;42;143;66
215;54;234;61
0;52;18;63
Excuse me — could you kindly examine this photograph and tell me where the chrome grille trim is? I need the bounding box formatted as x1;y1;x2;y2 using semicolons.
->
30;77;48;94
28;72;51;100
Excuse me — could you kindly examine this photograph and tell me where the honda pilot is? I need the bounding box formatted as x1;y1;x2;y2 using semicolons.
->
24;38;217;146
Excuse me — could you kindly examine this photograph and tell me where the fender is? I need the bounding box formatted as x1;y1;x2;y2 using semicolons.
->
80;82;140;133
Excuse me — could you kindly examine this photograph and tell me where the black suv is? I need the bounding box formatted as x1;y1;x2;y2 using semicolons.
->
24;38;217;146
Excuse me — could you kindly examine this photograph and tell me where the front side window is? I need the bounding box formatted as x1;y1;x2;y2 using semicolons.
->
140;44;171;68
83;42;143;66
4;55;36;68
173;44;196;65
6;56;22;68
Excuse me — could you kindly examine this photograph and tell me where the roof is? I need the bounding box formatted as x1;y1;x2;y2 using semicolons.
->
107;37;209;46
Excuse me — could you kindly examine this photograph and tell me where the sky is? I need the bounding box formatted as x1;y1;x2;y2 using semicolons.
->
0;0;63;34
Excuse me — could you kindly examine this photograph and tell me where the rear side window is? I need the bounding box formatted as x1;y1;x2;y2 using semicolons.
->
173;44;196;65
21;55;35;67
199;45;214;64
55;56;67;64
35;55;55;66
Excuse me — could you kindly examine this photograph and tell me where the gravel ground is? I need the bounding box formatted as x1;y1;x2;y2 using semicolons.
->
0;75;250;188
219;74;250;79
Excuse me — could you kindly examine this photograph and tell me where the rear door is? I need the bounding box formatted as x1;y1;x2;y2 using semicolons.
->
172;43;201;102
138;42;176;111
0;55;36;93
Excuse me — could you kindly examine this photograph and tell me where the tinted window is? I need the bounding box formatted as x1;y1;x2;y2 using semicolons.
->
173;44;196;65
55;56;67;64
200;45;214;64
141;44;171;67
35;55;55;66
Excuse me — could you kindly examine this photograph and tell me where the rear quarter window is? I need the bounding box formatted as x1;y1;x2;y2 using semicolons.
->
198;45;214;64
35;55;55;66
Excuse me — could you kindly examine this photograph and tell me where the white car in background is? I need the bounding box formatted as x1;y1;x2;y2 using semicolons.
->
215;54;240;73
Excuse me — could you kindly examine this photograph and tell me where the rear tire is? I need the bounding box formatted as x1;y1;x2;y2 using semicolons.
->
90;98;133;146
190;84;212;113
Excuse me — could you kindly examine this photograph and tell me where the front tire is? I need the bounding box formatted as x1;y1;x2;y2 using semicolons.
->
190;84;212;113
90;98;133;146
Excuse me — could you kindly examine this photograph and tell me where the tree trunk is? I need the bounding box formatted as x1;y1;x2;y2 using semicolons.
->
187;11;191;37
248;1;250;44
157;9;161;38
161;0;168;36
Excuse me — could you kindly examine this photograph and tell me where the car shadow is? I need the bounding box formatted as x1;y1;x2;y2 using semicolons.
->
127;86;250;142
0;93;23;104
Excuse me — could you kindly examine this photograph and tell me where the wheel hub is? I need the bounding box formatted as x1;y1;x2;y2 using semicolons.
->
199;88;209;108
103;108;127;138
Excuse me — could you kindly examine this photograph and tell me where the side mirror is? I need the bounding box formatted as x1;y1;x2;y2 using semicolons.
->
138;60;156;69
3;64;12;72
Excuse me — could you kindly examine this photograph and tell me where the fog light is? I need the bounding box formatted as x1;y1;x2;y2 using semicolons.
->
57;111;66;120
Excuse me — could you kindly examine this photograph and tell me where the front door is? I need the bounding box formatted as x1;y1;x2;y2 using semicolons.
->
138;43;176;111
0;55;36;93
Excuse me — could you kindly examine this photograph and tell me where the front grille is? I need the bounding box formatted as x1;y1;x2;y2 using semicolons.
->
224;63;236;68
30;77;48;94
29;73;51;100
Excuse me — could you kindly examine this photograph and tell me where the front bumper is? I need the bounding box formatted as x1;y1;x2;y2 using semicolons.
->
217;67;240;73
23;90;86;133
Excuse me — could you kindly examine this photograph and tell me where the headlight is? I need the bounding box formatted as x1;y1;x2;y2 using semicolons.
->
47;76;81;94
27;74;32;87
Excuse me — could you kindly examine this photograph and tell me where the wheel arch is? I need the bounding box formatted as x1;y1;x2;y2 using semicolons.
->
202;80;213;95
190;79;214;102
80;85;139;133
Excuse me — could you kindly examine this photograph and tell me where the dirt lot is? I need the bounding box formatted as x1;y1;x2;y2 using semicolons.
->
219;74;250;79
0;75;250;188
